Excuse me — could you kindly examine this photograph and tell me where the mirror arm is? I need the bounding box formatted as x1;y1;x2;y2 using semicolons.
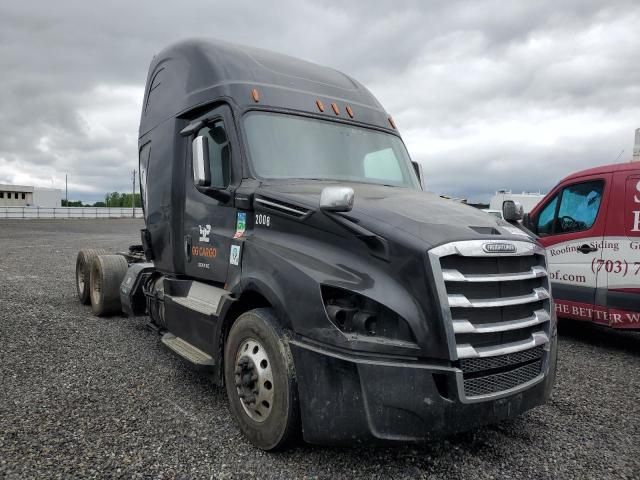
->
197;186;232;203
180;120;205;137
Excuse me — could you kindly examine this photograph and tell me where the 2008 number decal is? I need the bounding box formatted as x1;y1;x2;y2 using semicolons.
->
255;214;271;227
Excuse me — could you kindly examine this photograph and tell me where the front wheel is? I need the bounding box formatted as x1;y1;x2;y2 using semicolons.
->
224;308;300;451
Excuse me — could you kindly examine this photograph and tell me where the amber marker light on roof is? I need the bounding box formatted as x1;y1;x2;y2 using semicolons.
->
316;99;325;112
345;106;354;118
388;116;396;129
331;103;340;115
251;88;260;102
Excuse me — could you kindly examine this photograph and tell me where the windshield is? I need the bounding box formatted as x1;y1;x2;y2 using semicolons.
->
243;112;421;188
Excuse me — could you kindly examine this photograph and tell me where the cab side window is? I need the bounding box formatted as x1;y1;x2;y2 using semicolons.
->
537;180;604;236
197;120;231;188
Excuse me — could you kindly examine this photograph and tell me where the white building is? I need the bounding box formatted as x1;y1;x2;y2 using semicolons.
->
0;184;62;207
489;190;544;213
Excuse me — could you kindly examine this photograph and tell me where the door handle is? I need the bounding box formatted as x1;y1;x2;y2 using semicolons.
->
577;244;598;254
185;235;192;262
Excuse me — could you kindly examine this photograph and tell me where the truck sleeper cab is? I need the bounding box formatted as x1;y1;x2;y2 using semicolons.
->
524;162;640;329
79;39;557;450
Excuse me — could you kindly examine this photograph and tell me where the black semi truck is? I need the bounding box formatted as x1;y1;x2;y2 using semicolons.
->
75;39;557;450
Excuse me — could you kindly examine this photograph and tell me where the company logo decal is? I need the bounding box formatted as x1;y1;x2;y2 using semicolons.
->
192;246;217;258
483;242;517;253
230;244;241;266
631;178;640;232
199;224;212;243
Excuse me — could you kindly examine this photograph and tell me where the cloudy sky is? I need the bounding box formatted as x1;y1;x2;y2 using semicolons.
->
1;0;639;203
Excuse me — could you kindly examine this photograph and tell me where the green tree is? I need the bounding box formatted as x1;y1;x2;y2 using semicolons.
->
62;199;84;207
104;192;141;208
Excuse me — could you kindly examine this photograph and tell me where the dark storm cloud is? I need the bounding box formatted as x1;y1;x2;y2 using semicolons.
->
0;0;639;202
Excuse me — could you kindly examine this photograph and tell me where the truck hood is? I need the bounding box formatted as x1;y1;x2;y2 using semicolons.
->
256;181;528;248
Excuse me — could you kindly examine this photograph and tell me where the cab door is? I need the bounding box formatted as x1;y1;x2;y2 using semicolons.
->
529;173;611;323
601;172;640;328
183;104;239;285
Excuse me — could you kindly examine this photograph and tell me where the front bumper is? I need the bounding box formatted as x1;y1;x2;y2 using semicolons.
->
290;334;557;445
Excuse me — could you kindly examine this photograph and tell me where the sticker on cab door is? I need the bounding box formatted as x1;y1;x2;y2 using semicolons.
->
229;244;241;266
234;212;247;238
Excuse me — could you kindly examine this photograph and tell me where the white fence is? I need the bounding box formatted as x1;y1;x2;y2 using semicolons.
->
0;206;143;219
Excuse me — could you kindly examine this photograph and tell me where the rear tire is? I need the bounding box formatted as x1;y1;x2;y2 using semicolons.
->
89;254;128;316
75;249;107;304
224;308;300;451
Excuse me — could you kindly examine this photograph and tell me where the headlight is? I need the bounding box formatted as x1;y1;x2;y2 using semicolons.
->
321;285;416;344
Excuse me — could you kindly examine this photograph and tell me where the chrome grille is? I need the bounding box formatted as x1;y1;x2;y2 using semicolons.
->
428;239;553;402
463;360;543;397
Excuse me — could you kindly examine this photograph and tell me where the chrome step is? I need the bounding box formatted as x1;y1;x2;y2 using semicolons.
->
161;333;215;366
166;280;228;316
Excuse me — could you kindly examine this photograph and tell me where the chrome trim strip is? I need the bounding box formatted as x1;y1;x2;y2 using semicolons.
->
255;197;307;215
456;331;549;359
452;309;550;334
448;287;549;308
442;265;547;283
430;239;545;258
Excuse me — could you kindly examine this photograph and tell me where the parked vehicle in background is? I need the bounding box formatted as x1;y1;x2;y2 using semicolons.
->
74;39;557;450
523;162;640;329
490;190;544;213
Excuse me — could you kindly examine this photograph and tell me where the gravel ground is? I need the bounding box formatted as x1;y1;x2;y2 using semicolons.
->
0;219;638;479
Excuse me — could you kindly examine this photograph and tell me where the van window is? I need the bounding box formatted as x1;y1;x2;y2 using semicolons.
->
539;180;604;236
537;194;558;236
197;120;230;189
556;180;603;233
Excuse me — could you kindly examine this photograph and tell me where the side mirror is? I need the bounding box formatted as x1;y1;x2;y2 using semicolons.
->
502;200;524;222
411;161;425;190
192;136;211;186
320;186;354;212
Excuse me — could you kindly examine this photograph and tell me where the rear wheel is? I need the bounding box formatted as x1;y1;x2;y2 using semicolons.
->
224;308;300;451
75;249;107;304
89;254;128;316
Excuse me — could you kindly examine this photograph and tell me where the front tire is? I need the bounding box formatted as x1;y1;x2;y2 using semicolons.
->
224;308;300;451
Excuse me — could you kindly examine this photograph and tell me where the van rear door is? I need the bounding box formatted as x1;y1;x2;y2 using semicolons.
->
531;173;612;323
601;172;640;328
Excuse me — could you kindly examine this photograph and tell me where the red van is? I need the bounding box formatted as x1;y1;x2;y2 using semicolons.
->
523;162;640;329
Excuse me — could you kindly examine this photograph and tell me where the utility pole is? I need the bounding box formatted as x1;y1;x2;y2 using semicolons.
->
65;174;68;207
132;169;136;218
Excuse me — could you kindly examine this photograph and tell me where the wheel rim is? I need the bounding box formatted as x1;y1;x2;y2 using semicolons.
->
77;267;85;294
91;269;102;305
234;338;274;423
